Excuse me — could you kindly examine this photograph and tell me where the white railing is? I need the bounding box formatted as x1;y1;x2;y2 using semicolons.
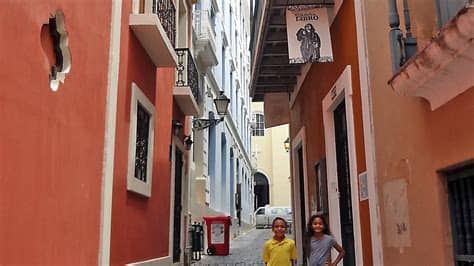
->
192;10;217;52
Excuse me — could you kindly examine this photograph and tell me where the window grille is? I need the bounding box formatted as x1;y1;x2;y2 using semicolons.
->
127;83;155;197
135;103;151;182
446;164;474;265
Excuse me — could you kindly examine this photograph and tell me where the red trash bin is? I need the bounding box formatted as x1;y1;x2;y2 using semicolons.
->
202;216;232;256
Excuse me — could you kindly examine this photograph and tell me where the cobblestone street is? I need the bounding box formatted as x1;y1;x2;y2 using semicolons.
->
193;228;294;266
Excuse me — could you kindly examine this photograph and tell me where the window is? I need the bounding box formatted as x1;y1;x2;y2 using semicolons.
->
127;83;155;197
252;113;265;136
443;162;474;265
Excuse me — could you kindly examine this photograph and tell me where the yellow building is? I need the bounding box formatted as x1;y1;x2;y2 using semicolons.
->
251;102;291;208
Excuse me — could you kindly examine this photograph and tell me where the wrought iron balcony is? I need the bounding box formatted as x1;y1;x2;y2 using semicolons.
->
129;0;177;66
174;48;201;116
152;0;176;47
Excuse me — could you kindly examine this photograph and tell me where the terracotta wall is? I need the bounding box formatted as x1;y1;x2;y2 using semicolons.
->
0;0;111;264
363;0;474;265
289;0;372;264
109;1;174;264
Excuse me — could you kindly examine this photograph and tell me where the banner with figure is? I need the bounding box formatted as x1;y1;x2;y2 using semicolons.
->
286;6;333;64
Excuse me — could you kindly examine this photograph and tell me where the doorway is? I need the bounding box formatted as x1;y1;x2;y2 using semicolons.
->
172;149;183;263
322;66;363;265
297;146;307;263
254;172;269;209
333;101;355;266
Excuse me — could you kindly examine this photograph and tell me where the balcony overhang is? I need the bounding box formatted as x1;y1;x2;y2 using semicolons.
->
129;14;178;67
173;86;200;116
195;35;218;68
249;0;335;102
389;4;474;110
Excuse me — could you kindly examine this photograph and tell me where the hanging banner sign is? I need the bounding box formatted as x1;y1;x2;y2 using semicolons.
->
286;6;334;64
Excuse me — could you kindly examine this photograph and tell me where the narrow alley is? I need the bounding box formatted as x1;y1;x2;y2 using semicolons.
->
194;229;293;266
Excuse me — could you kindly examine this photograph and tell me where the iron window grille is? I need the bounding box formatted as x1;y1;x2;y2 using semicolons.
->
135;103;151;182
127;83;156;197
443;162;474;265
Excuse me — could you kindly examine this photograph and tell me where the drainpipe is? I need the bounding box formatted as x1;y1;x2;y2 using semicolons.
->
402;0;417;60
388;0;404;73
388;0;417;73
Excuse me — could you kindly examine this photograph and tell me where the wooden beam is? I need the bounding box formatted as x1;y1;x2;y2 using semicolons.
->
261;56;290;66
258;76;297;84
262;45;288;56
269;24;286;29
257;83;296;87
266;30;287;41
269;16;286;25
260;67;301;75
272;0;334;6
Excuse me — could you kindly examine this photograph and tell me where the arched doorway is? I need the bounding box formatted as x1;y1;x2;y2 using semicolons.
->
254;172;269;209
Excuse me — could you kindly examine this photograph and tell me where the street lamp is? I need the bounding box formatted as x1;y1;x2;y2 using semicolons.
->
193;91;230;130
284;137;290;152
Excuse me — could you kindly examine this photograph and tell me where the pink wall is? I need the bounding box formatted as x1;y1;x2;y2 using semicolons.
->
0;0;111;264
109;1;175;263
363;0;474;264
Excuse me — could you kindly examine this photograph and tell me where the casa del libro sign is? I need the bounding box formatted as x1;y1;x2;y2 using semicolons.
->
286;6;334;64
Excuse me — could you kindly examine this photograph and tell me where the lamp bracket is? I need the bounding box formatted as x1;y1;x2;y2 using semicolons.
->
192;117;224;130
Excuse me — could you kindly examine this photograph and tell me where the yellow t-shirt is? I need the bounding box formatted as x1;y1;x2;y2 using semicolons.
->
262;237;297;265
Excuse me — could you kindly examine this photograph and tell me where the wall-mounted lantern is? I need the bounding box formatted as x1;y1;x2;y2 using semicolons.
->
192;91;230;130
284;137;290;152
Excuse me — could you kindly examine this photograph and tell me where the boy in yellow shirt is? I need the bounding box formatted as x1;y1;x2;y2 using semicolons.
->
263;217;297;265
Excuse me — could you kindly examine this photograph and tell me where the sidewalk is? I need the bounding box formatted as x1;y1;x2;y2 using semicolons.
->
192;228;272;265
192;228;295;266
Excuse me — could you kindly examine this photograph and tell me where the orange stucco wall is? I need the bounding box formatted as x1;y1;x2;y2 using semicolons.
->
109;1;174;264
363;0;474;265
289;0;372;264
0;1;111;264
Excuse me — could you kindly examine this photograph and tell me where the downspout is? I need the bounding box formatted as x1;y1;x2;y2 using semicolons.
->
388;0;417;73
388;0;404;73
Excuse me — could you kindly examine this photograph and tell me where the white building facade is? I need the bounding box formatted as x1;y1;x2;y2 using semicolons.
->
189;0;254;231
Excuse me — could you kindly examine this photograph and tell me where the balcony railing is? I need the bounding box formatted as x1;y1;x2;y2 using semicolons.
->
192;9;218;67
175;48;200;105
152;0;176;47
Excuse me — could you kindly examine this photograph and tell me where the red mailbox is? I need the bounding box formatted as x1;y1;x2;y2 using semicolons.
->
202;216;232;256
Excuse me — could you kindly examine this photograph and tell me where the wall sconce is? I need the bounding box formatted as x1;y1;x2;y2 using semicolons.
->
284;137;290;152
172;120;183;136
193;91;230;130
184;135;193;150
